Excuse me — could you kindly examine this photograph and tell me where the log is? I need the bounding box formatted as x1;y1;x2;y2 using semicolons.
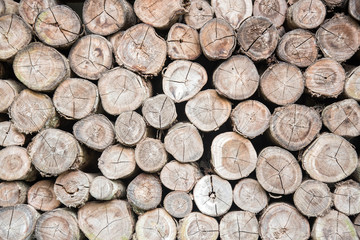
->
68;34;113;80
0;121;25;147
114;111;147;146
98;67;152;115
212;55;259;100
345;66;360;101
164;122;203;163
19;0;58;26
89;176;125;201
354;214;360;238
199;18;236;61
134;208;177;240
98;144;136;179
219;211;259;240
35;208;82;240
349;0;360;21
269;104;322;151
253;0;287;27
293;179;332;217
27;180;60;211
184;0;214;30
302;133;359;183
256;146;303;195
162;60;207;103
178;212;219;240
260;203;310;240
233;178;269;214
142;94;177;130
3;0;19;15
135;137;167;173
163;191;193;218
211;0;252;29
259;62;304;105
78;200;135;240
0;0;4;15
276;29;318;68
108;30;124;58
0;181;28;207
0;80;23;113
286;0;326;29
185;89;231;132
334;180;360;216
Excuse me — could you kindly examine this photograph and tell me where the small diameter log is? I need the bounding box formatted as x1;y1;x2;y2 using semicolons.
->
260;62;304;106
142;94;177;130
178;212;219;240
0;181;28;207
269;104;322;151
286;0;326;29
0;14;31;61
163;191;193;218
90;176;125;201
277;29;318;68
213;55;259;100
98;67;151;115
164;122;203;163
35;208;81;240
220;211;259;240
304;58;346;98
0;80;23;113
233;178;269;214
19;0;58;26
349;0;360;21
0;121;25;147
115;23;167;76
160;160;202;192
334;180;360;216
162;60;207;103
256;146;302;195
115;111;147;146
316;14;360;62
184;0;214;30
253;0;287;27
293;179;332;217
135;208;177;240
68;34;113;80
199;18;236;61
13;42;70;92
167;23;201;60
135;138;167;173
0;204;40;240
345;66;360;101
9;89;58;134
302;133;359;183
83;0;135;36
185;89;231;132
211;0;252;29
98;144;136;179
78;200;135;240
312;210;358;240
27;180;60;211
127;173;162;212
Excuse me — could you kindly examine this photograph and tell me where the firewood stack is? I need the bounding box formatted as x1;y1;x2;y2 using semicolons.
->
1;0;360;239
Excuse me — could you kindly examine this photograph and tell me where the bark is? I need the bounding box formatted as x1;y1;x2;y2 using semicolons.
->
211;0;252;29
345;66;360;101
89;176;126;200
220;211;259;240
334;180;360;216
178;212;219;240
27;180;60;211
163;191;193;218
135;137;167;173
0;181;28;207
114;111;147;146
349;0;360;21
184;0;214;30
286;0;326;29
0;80;24;113
19;0;58;25
253;0;287;27
0;121;25;147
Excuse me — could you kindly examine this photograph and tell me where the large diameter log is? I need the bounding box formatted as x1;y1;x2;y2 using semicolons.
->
78;200;135;240
184;0;214;30
253;0;287;27
334;180;360;216
135;138;167;173
302;133;359;183
19;0;58;26
178;212;219;240
89;176;125;201
345;66;360;101
27;180;60;211
286;0;326;29
163;191;193;219
220;211;259;240
115;111;147;146
0;121;25;147
211;0;252;29
349;0;360;21
0;80;23;113
0;181;28;207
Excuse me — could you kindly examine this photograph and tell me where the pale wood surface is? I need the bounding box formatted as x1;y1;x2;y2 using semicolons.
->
27;180;60;211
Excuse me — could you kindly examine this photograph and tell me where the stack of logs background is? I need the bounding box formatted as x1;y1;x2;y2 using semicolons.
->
1;0;360;239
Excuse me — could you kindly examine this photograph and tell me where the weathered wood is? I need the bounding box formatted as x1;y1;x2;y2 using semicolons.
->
233;178;268;214
163;191;193;218
114;111;147;146
213;55;259;100
164;122;203;163
0;0;4;15
162;60;207;103
0;80;23;113
0;121;25;147
354;214;360;237
89;176;125;200
256;146;303;195
286;0;326;29
211;0;252;29
253;0;287;27
349;0;360;21
269;104;322;151
184;0;214;30
323;0;347;8
135;138;167;173
220;211;259;240
345;66;360;101
3;0;19;15
178;212;219;240
19;0;58;26
302;133;358;183
108;30;124;58
293;179;332;217
27;180;60;211
0;181;28;207
199;18;236;61
333;180;360;216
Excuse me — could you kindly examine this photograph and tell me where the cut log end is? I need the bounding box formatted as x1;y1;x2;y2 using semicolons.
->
28;180;60;211
178;212;219;240
211;0;252;29
90;176;126;201
0;181;28;207
0;121;26;147
0;80;23;113
334;180;360;216
220;211;259;240
163;191;193;218
286;0;326;29
115;111;147;146
253;0;287;27
184;0;214;30
135;138;167;173
345;66;360;101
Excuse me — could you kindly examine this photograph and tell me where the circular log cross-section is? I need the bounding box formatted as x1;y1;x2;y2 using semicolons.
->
211;132;257;180
0;121;25;147
115;23;167;76
260;203;310;240
0;181;28;207
164;122;204;163
345;66;360;101
13;42;70;91
256;146;303;195
302;133;359;183
220;211;259;240
334;180;360;216
163;191;193;219
269;104;322;151
0;80;23;113
253;0;287;27
90;176;125;201
115;111;147;146
260;62;304;105
349;0;360;21
293;179;332;217
162;60;207;103
178;212;219;240
68;34;113;80
199;18;236;61
27;180;60;211
213;55;259;100
185;89;231;132
211;0;252;29
135;138;167;173
193;174;232;217
184;0;214;30
286;0;326;29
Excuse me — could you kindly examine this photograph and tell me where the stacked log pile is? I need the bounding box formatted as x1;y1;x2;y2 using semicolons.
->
1;0;360;239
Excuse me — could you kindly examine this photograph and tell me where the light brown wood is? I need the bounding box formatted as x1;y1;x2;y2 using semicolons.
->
184;0;214;30
163;191;193;218
0;121;25;147
0;0;4;15
98;67;151;115
349;0;360;21
211;0;252;29
256;146;303;195
253;0;287;27
3;0;19;15
178;212;219;240
269;104;322;151
68;34;113;80
162;60;207;103
135;137;167;173
164;122;203;163
0;80;23;113
19;0;58;26
354;214;360;237
286;0;326;29
27;180;60;211
345;66;360;101
213;55;259;100
108;30;124;58
89;176;125;200
0;181;28;207
115;111;147;146
302;133;359;183
334;180;360;216
220;211;259;240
